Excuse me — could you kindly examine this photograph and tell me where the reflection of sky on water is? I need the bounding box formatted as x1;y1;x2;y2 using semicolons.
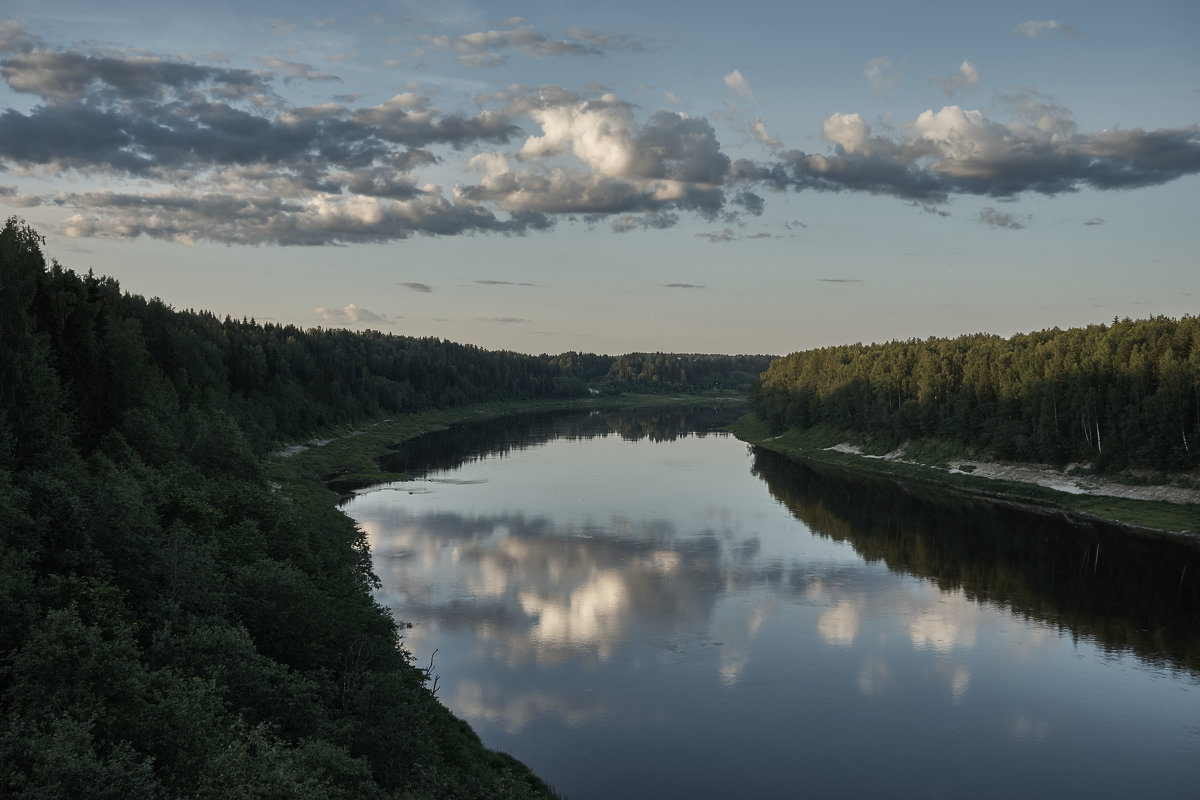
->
346;430;1200;800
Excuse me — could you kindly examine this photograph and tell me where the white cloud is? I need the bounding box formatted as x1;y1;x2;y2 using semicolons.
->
751;116;781;150
314;303;391;324
723;69;754;99
1013;19;1077;38
864;57;899;97
818;598;862;646
821;112;870;155
518;94;639;177
932;59;979;97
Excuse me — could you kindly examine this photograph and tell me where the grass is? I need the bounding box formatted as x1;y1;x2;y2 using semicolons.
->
730;414;1200;536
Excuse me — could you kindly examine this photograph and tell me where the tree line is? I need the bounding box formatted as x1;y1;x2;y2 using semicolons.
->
753;317;1200;471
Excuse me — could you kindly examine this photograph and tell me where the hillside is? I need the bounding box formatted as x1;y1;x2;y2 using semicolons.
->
0;220;579;798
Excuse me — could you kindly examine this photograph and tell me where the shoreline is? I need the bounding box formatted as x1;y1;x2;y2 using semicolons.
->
731;414;1200;537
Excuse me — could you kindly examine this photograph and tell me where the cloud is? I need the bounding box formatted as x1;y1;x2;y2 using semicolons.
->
257;57;341;83
611;211;679;232
398;281;433;292
732;191;765;215
750;116;781;150
731;105;1200;203
4;32;1196;248
0;184;42;206
1;48;269;101
314;303;393;324
54;188;545;246
664;283;705;289
822;112;870;154
1084;217;1105;226
978;207;1026;229
476;316;528;324
864;57;899;98
0;40;547;244
268;19;299;37
664;91;684;106
0;20;40;54
696;227;738;243
1013;20;1077;38
462;96;731;221
995;87;1076;136
723;69;754;99
932;59;979;97
423;23;641;67
476;279;535;286
819;278;864;283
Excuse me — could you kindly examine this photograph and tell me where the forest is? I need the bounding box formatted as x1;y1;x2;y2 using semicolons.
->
0;218;769;797
753;318;1200;472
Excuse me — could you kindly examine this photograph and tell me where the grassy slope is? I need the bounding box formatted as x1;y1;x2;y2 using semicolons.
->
730;414;1200;535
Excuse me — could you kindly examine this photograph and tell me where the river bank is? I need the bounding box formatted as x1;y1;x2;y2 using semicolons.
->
267;391;749;497
730;414;1200;536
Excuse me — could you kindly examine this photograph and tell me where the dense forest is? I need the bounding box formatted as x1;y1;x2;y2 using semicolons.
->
1;226;578;796
753;318;1200;471
0;218;772;797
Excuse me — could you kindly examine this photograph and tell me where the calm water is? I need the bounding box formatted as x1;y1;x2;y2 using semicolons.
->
344;409;1200;799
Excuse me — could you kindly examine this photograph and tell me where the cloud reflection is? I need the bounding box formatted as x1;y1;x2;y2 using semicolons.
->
818;597;863;646
450;680;612;734
359;483;1052;719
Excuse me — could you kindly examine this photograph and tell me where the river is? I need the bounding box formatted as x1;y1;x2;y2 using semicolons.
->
342;407;1200;799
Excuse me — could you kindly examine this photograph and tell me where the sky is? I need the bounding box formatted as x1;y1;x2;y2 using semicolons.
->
1;1;1197;356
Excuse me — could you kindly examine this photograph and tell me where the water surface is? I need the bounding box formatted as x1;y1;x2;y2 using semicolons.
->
345;409;1200;799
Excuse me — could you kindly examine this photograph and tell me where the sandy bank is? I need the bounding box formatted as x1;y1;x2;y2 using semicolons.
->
824;443;1200;505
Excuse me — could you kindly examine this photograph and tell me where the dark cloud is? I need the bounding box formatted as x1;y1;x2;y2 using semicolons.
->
398;282;433;292
1;48;268;101
633;111;731;184
664;283;705;289
1084;217;1105;226
0;184;41;206
819;278;864;283
0;40;544;245
732;191;764;215
476;280;535;286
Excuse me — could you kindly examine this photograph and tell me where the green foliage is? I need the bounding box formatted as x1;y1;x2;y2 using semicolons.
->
600;351;773;392
755;320;1200;472
0;219;560;798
